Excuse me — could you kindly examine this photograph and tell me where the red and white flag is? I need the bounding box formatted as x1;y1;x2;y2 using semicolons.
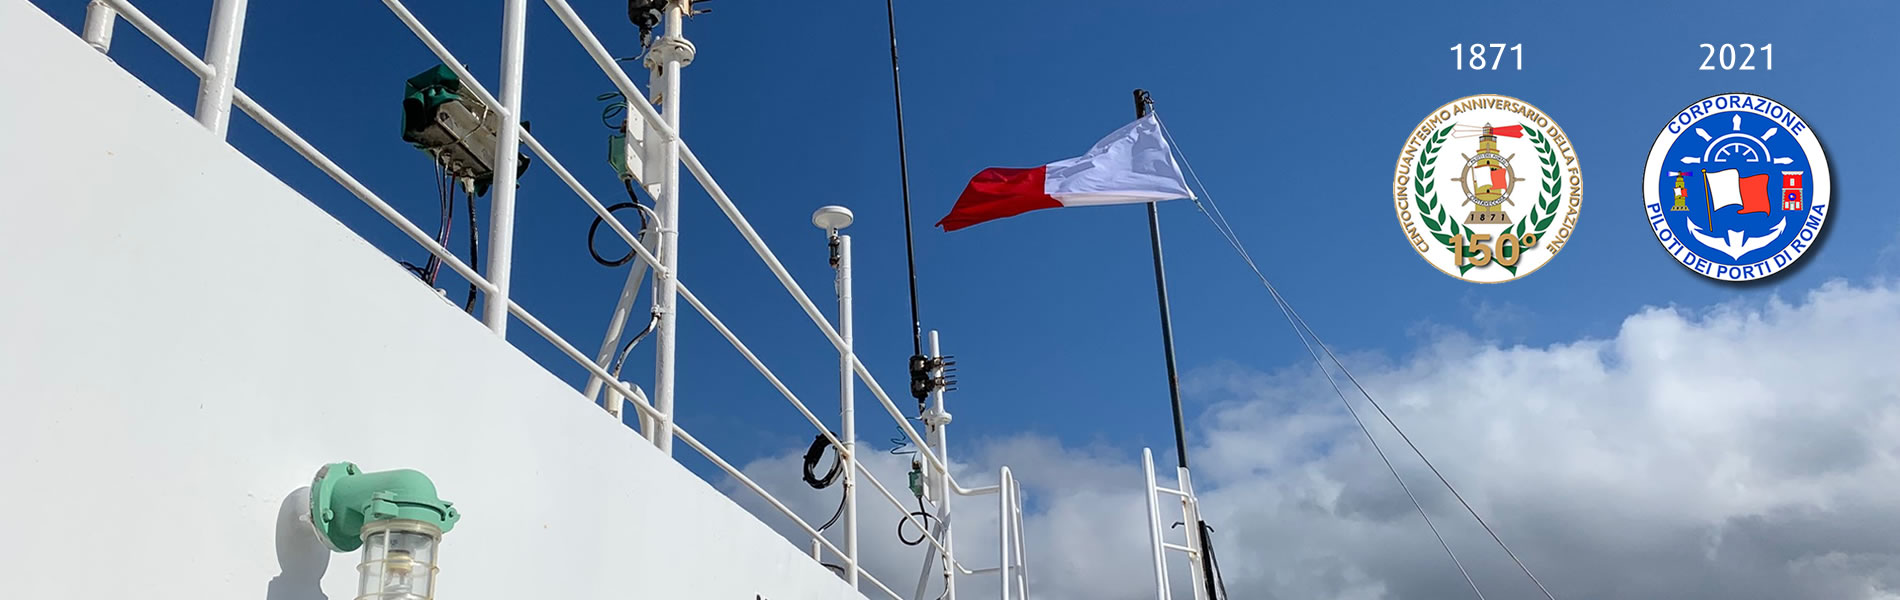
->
936;114;1193;231
1704;169;1773;216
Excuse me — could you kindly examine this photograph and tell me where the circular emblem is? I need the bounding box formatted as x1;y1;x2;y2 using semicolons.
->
1392;94;1582;283
1642;93;1829;281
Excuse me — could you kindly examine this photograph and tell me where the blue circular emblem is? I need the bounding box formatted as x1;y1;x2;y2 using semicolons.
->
1643;93;1830;281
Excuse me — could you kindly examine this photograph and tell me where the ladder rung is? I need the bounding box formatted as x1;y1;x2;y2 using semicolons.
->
1162;542;1198;554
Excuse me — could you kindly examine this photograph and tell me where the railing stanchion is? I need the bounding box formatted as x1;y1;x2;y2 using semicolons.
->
194;0;247;137
82;0;116;53
482;0;528;337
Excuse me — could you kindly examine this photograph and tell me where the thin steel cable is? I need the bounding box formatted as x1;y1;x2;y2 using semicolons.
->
1156;114;1560;600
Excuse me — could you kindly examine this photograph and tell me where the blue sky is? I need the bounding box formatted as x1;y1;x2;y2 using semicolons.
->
38;0;1899;483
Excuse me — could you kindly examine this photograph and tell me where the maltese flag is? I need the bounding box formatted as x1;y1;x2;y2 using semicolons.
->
1704;169;1774;216
936;114;1193;232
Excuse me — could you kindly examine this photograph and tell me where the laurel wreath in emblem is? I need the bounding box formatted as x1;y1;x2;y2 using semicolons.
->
1414;123;1563;275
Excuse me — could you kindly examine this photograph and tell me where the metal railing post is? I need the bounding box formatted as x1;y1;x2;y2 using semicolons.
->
194;0;248;137
82;0;116;53
998;469;1012;600
481;0;528;336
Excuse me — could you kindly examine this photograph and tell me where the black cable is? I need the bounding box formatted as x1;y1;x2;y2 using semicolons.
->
897;495;936;546
816;491;847;532
1200;521;1230;600
462;181;480;314
802;434;843;489
588;182;651;268
609;314;659;379
425;163;451;285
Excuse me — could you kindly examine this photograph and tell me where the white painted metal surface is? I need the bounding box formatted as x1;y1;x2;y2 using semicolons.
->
81;0;112;51
926;331;959;598
647;0;692;455
482;0;527;336
818;206;861;590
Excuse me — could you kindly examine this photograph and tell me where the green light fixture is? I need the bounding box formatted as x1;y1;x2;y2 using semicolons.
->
308;462;460;600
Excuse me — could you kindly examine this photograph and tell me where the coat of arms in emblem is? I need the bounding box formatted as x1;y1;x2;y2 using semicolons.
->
1642;93;1830;281
1392;95;1583;283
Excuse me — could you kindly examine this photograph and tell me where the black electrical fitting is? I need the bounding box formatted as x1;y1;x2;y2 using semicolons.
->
907;354;958;409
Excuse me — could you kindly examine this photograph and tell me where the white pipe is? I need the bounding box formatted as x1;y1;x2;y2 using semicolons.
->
1179;467;1207;600
194;0;247;137
581;233;656;404
998;468;1012;600
926;331;957;599
1012;483;1029;599
836;233;859;589
82;0;116;53
1143;448;1171;600
482;0;528;336
647;0;690;454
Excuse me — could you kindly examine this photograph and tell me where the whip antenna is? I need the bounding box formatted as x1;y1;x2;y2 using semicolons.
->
885;0;934;408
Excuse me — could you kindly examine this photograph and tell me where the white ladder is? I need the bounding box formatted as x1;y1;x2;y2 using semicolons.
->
1142;447;1210;600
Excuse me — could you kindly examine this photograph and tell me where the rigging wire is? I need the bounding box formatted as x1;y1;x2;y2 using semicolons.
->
1156;113;1561;600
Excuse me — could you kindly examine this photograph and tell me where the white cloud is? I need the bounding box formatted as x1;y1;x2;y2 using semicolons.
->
730;280;1900;599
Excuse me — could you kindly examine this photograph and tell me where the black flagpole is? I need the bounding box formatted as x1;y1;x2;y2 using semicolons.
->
1135;88;1222;599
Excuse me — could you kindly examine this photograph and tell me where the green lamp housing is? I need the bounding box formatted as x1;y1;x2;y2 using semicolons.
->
308;462;460;553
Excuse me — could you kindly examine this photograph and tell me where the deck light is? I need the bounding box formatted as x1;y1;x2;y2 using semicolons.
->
308;462;460;600
402;64;528;196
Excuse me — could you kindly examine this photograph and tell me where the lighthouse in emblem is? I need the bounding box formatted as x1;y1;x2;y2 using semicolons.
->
1782;171;1804;211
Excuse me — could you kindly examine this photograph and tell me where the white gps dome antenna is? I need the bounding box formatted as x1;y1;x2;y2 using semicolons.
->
811;205;854;232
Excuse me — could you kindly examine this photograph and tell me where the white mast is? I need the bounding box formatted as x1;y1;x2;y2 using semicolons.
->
815;205;861;589
925;330;956;599
646;0;694;453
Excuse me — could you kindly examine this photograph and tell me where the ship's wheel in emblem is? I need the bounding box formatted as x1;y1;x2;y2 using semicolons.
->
1449;123;1525;224
1682;114;1793;166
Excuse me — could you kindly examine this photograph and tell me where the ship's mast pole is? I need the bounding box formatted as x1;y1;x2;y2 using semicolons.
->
825;221;861;590
1135;89;1219;599
647;0;694;453
924;330;955;599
